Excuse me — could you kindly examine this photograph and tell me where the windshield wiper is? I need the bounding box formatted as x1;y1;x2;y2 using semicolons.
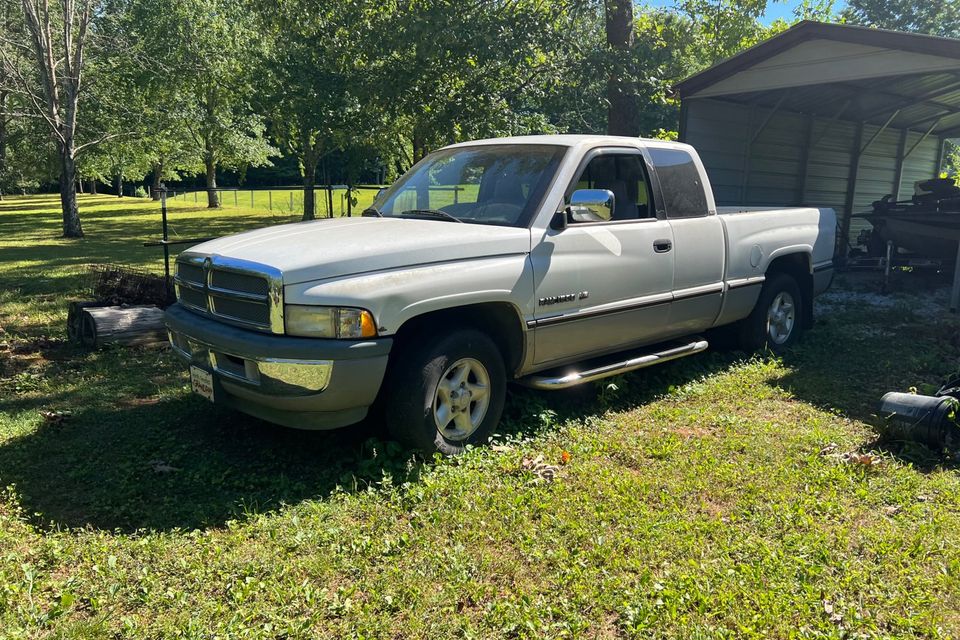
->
361;206;383;217
399;208;463;223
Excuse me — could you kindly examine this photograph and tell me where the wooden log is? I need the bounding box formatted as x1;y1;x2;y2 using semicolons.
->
79;305;168;349
67;300;102;343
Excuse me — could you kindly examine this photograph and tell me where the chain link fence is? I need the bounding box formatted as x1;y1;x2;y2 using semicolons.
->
166;185;383;218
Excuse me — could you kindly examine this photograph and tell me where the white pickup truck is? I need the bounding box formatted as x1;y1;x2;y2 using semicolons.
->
166;135;836;453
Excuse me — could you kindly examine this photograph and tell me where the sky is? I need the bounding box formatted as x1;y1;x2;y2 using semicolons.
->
643;0;847;25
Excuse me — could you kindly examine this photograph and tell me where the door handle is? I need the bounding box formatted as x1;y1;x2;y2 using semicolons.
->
653;239;672;253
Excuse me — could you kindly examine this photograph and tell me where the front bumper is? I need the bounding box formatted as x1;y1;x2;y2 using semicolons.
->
165;303;392;429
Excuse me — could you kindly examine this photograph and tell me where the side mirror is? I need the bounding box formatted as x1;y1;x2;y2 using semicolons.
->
550;210;567;230
568;189;615;223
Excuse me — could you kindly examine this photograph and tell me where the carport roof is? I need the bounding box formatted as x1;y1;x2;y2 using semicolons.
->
674;21;960;136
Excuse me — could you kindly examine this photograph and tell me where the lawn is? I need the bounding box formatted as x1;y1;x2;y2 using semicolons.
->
2;194;960;638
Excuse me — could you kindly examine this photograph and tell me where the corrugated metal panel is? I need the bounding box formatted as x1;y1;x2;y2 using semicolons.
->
684;99;750;205
847;125;902;244
684;97;947;252
746;108;806;206
692;39;960;99
803;119;856;223
900;133;941;197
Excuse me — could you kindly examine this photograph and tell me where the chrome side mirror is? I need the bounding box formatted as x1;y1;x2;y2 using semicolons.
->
568;188;614;223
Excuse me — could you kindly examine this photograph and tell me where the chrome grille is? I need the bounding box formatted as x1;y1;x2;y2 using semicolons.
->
177;262;205;285
209;294;272;325
210;270;269;295
174;253;283;333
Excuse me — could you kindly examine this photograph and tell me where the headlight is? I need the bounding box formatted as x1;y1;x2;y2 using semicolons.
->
285;305;378;339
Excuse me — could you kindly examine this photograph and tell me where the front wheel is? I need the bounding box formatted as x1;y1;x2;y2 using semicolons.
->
385;329;506;455
738;272;803;354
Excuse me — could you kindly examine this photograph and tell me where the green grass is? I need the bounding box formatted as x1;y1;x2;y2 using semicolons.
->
2;194;960;638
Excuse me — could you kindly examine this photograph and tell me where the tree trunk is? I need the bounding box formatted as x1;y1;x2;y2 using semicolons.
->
0;90;6;202
90;180;98;195
412;127;428;164
114;173;123;197
79;305;167;348
151;163;163;200
205;155;220;208
605;0;639;137
60;150;83;237
301;151;318;221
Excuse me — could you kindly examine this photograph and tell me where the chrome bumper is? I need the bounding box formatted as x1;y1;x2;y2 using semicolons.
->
168;329;332;396
165;303;392;429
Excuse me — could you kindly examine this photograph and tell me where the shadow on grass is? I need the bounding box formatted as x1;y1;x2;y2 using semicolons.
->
0;351;738;534
769;296;960;470
0;395;400;532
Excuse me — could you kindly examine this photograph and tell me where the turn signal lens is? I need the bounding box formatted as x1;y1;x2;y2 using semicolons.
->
337;308;378;339
285;305;378;339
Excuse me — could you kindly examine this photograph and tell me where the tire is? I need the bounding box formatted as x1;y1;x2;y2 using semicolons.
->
385;329;506;455
737;272;803;354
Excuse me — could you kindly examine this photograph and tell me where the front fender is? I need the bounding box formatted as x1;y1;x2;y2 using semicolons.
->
283;255;535;335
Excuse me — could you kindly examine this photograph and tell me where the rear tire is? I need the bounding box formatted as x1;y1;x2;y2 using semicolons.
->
385;329;506;455
737;272;803;354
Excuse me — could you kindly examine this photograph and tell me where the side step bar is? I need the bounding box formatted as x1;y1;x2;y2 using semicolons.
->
520;339;709;390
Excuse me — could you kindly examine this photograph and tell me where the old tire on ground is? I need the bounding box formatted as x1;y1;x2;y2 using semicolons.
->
385;329;506;455
738;272;803;354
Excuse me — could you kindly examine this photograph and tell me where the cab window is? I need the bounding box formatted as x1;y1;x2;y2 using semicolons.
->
647;147;709;218
567;154;654;222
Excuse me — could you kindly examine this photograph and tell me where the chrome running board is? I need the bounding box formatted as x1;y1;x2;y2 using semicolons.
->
520;339;709;390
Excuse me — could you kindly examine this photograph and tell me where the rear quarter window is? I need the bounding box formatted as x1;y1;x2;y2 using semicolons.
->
649;148;709;218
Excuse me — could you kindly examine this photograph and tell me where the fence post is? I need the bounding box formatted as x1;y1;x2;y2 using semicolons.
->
251;190;254;208
233;190;238;206
289;191;294;212
268;191;272;211
194;191;197;204
160;188;172;301
347;185;352;217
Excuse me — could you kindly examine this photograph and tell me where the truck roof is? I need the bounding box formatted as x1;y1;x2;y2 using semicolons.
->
444;134;693;151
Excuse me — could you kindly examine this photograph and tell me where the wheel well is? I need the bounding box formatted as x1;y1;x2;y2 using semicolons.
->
391;303;526;375
767;253;813;328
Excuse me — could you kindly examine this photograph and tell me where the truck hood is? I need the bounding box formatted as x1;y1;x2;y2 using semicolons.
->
187;217;532;284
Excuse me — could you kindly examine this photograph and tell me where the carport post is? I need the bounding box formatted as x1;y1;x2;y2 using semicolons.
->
840;121;865;256
951;245;960;313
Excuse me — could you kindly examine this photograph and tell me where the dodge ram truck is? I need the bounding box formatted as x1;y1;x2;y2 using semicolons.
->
165;135;836;453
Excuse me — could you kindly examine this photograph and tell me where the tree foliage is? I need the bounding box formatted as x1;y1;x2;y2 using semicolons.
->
842;0;960;37
3;0;908;233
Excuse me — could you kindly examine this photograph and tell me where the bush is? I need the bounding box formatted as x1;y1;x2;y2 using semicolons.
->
134;186;149;198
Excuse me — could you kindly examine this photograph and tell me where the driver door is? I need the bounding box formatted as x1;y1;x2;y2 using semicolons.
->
530;149;675;366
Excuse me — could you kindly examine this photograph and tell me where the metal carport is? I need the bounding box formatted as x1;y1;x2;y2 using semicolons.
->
674;21;960;266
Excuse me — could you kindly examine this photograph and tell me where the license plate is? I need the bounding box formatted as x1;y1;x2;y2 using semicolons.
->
190;366;214;402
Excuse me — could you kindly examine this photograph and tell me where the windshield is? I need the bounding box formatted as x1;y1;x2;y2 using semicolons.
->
371;144;566;227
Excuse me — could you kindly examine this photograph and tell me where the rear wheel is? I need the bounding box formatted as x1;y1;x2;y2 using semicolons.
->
385;329;506;454
738;272;803;354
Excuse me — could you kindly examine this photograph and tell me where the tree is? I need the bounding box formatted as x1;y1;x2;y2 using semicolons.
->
177;0;275;208
842;0;960;37
673;0;772;68
7;0;99;236
376;0;581;164
0;0;20;199
258;0;381;220
605;0;638;136
127;0;275;209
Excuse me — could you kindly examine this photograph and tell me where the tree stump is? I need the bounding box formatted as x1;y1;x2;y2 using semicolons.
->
67;300;101;343
79;305;168;349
